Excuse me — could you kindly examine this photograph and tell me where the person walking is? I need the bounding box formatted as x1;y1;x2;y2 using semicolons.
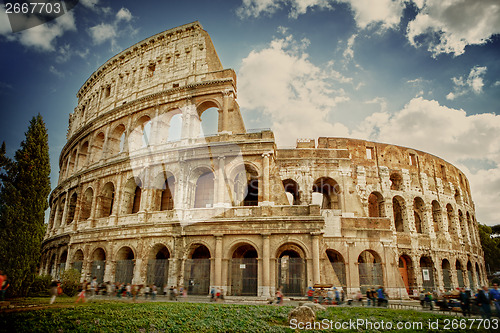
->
377;286;387;307
307;287;314;302
75;281;87;303
151;284;157;300
276;287;284;305
49;280;59;304
477;285;492;319
459;288;471;317
490;283;500;318
90;277;97;299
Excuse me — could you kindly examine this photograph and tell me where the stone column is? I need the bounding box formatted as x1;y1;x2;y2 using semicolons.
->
214;234;223;288
221;90;230;133
215;156;227;207
261;153;271;205
311;232;321;285
261;233;270;297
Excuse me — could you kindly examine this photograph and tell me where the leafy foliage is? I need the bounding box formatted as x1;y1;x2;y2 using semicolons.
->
60;269;81;297
28;274;52;296
0;114;51;296
478;224;500;276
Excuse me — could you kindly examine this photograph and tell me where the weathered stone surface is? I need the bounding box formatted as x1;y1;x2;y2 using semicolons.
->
288;306;316;325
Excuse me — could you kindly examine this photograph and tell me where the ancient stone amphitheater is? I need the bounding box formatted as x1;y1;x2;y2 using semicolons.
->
40;22;486;298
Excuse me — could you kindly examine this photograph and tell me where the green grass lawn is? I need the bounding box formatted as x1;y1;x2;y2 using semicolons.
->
0;299;496;332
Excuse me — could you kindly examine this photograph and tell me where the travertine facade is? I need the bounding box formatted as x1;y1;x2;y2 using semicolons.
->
41;22;486;298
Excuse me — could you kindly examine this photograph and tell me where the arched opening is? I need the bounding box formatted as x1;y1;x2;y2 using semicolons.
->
466;212;473;244
413;197;425;233
276;243;306;296
91;132;105;164
199;107;219;137
77;141;89;170
390;172;403;191
398;255;415;293
107;124;126;156
393;196;405;232
66;193;77;224
446;204;455;235
230;244;258;296
326;250;346;287
442;259;452;290
194;170;215;208
282;179;300;205
475;263;481;288
458;210;467;241
420;256;435;290
67;150;77;176
98;182;115;218
184;244;211;295
49;254;57;278
456;260;465;288
312;177;341;209
147;244;170;288
115;246;135;284
121;178;142;215
242;165;259;206
167;113;183;142
454;189;462;205
57;251;68;279
466;261;474;290
90;248;106;284
56;197;65;229
72;249;84;274
80;187;93;220
128;115;152;151
160;176;175;211
431;200;442;232
368;192;385;217
358;250;383;292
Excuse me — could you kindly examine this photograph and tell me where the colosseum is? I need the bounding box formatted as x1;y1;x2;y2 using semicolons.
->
40;21;486;299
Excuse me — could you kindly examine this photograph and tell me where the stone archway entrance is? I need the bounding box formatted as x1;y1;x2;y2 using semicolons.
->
230;244;258;296
420;256;435;290
91;248;106;283
276;243;306;296
184;245;211;295
147;245;170;288
115;247;134;284
358;250;383;292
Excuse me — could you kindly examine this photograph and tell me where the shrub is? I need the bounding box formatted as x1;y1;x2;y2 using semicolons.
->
29;274;52;296
60;269;81;297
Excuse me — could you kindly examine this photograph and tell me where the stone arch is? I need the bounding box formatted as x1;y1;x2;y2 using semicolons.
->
98;182;115;218
475;262;481;288
276;242;307;296
49;253;57;277
441;259;452;290
90;247;106;283
458;209;467;241
107;124;126;156
446;203;456;236
80;187;93;220
72;249;84;274
184;244;211;295
121;177;143;215
419;256;435;290
392;195;406;232
326;249;346;287
466;260;474;289
147;244;170;287
282;179;301;205
55;195;66;229
431;200;442;232
232;163;259;207
115;246;135;284
229;243;258;296
390;171;403;191
454;188;462;205
413;197;425;233
196;99;221;118
57;250;68;278
199;107;219;137
129;115;152;151
368;191;385;217
66;192;77;224
358;250;383;291
398;254;416;293
166;109;183;142
77;141;89;170
91;131;105;164
312;177;341;209
67;149;77;176
455;260;465;288
192;167;215;208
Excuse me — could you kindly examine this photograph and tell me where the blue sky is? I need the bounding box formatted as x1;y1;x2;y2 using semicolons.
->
1;0;499;225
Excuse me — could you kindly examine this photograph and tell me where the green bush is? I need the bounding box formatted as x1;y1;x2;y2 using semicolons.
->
28;274;52;296
60;269;81;297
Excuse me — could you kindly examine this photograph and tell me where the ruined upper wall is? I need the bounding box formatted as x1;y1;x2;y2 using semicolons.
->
67;21;229;137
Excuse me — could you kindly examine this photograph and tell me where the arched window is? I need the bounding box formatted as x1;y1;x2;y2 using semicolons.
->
80;187;93;220
393;196;405;232
77;141;89;170
167;113;183;142
413;197;425;233
368;192;384;217
282;179;300;205
390;172;403;191
160;176;175;211
91;132;105;163
446;204;455;235
98;182;114;218
326;250;346;287
66;193;77;224
431;200;442;232
194;171;215;208
122;178;142;215
108;124;126;156
199;107;219;137
312;177;341;209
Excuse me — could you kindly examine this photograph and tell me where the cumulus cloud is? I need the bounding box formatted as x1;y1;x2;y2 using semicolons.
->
238;33;349;145
237;0;333;19
87;7;135;48
446;66;487;100
353;97;500;224
116;8;133;22
338;0;405;29
407;0;500;57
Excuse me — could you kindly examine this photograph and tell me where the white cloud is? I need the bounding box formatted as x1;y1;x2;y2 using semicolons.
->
338;0;405;30
80;0;99;9
88;23;116;44
237;0;332;19
343;33;357;60
354;97;500;225
238;34;349;145
116;8;133;22
446;66;487;100
407;0;500;57
49;65;64;78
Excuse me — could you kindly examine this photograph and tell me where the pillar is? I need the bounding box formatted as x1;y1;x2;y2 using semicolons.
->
260;153;271;205
312;232;321;285
221;90;230;133
261;233;270;297
214;234;223;288
215;156;228;207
